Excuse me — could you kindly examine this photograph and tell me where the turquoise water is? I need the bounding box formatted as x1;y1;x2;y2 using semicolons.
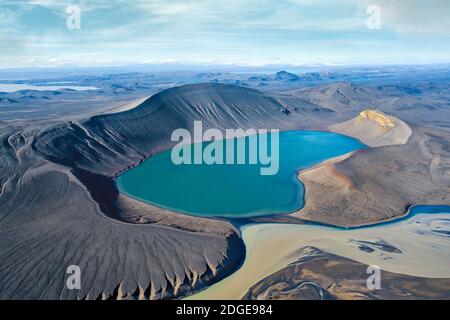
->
117;131;367;218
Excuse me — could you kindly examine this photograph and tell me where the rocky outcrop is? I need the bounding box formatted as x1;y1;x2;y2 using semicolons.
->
329;109;412;147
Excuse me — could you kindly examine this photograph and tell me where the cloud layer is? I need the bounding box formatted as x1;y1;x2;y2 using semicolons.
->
1;0;449;67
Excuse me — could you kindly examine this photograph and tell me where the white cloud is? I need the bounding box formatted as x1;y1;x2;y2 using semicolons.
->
0;8;18;25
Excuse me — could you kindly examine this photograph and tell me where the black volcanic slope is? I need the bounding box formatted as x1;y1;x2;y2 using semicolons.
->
1;83;449;299
0;84;334;299
33;83;333;176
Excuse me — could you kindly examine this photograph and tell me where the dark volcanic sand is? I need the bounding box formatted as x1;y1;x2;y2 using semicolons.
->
1;83;450;299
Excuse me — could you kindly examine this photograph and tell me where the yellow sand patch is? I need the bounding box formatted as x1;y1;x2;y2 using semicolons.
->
359;110;395;130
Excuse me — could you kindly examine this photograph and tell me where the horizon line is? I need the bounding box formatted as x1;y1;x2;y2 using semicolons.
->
1;61;450;72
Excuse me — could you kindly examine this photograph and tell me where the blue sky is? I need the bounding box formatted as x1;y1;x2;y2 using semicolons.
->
1;0;450;68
